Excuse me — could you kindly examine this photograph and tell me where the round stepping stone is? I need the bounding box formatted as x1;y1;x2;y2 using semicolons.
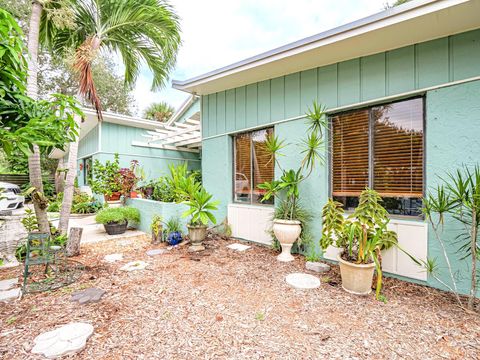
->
146;249;166;257
285;273;321;289
71;288;106;305
104;253;123;263
120;261;148;272
0;278;18;291
0;287;21;302
31;322;93;358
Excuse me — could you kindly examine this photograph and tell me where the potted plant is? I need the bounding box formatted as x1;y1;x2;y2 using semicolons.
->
120;160;145;198
90;154;122;202
95;206;140;235
150;215;163;244
257;101;327;262
319;189;398;299
182;188;219;251
165;217;183;246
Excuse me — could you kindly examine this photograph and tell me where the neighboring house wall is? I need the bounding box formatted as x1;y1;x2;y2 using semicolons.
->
201;28;480;294
176;97;200;124
75;122;201;188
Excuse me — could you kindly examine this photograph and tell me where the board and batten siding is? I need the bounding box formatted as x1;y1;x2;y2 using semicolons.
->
201;29;480;138
78;124;99;159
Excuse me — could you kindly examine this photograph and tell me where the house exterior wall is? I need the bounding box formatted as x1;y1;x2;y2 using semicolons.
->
75;122;201;188
201;28;480;294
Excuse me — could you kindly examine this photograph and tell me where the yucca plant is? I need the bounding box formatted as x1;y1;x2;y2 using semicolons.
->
422;165;480;311
320;189;399;299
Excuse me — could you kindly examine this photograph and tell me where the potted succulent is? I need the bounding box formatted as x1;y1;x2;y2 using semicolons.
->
165;217;183;246
258;101;327;262
95;206;140;235
182;188;219;251
320;189;398;299
90;154;122;202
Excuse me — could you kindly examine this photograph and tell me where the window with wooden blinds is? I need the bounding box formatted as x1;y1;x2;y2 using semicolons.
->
373;98;423;198
234;128;274;205
331;109;369;197
331;98;424;216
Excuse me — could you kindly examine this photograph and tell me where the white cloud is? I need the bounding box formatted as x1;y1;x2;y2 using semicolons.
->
133;0;387;115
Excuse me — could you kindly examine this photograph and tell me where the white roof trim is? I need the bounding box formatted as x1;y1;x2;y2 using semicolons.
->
166;94;199;126
172;0;480;94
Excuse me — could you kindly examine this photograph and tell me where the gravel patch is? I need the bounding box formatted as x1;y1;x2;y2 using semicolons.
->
0;235;479;359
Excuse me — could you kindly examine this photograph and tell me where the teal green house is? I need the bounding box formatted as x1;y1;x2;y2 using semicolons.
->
50;95;201;188
173;0;480;295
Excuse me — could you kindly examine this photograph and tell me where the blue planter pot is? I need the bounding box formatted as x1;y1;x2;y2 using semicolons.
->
167;231;182;246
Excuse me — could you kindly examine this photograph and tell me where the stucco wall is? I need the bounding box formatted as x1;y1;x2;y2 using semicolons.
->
126;198;190;234
425;80;480;295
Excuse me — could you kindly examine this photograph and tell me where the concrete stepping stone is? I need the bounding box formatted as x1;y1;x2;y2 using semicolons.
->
146;249;167;257
306;261;331;273
31;322;94;359
120;261;148;272
71;288;106;305
0;287;21;302
0;278;18;291
285;273;321;289
227;243;251;251
104;253;123;263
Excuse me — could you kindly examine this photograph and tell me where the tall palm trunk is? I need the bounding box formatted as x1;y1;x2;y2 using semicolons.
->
27;1;50;234
58;114;81;235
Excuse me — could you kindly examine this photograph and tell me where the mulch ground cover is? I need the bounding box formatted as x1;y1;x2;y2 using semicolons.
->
1;235;479;359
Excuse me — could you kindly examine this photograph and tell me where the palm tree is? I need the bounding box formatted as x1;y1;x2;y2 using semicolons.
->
143;101;175;122
26;1;49;234
40;0;181;234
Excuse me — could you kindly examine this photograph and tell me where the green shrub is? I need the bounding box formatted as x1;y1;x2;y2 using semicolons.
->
47;201;60;212
152;177;175;202
95;206;140;225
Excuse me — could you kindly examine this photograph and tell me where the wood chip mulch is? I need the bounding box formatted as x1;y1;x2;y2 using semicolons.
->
0;235;479;359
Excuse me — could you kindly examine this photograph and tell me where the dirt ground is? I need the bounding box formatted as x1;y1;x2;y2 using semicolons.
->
1;235;479;360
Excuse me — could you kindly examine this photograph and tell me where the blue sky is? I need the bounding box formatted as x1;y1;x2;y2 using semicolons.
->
132;0;389;116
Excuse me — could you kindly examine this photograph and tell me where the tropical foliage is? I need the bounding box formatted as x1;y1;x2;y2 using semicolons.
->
320;189;399;299
422;165;480;311
143;101;175;122
90;154;122;197
182;188;219;226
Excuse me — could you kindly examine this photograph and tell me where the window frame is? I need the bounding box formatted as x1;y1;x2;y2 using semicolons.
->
328;96;426;219
232;127;275;206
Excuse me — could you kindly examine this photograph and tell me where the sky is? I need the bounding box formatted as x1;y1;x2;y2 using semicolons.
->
132;0;390;116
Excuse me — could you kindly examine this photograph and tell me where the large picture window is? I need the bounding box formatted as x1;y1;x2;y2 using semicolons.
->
331;98;424;216
234;128;274;205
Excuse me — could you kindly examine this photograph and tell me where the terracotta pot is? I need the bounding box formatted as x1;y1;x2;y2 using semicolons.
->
104;192;121;202
272;219;301;262
104;221;127;235
130;191;138;199
337;254;375;295
187;224;207;252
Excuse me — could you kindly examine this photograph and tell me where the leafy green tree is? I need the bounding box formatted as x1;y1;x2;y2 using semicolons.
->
39;0;181;234
143;101;175;122
0;8;82;233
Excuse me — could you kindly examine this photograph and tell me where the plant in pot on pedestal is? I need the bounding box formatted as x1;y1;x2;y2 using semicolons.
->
90;154;122;202
95;206;140;235
257;101;327;262
319;189;399;299
182;188;219;251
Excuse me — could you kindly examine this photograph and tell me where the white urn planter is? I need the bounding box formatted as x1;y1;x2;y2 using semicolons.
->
272;219;301;262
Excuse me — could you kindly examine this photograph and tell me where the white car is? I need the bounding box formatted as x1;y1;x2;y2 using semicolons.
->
0;182;25;211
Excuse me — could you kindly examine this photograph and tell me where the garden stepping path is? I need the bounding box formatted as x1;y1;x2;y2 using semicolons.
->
71;288;106;305
305;261;331;273
0;278;21;302
120;261;148;272
31;322;94;359
226;243;251;252
104;253;123;263
146;249;167;257
285;273;321;289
